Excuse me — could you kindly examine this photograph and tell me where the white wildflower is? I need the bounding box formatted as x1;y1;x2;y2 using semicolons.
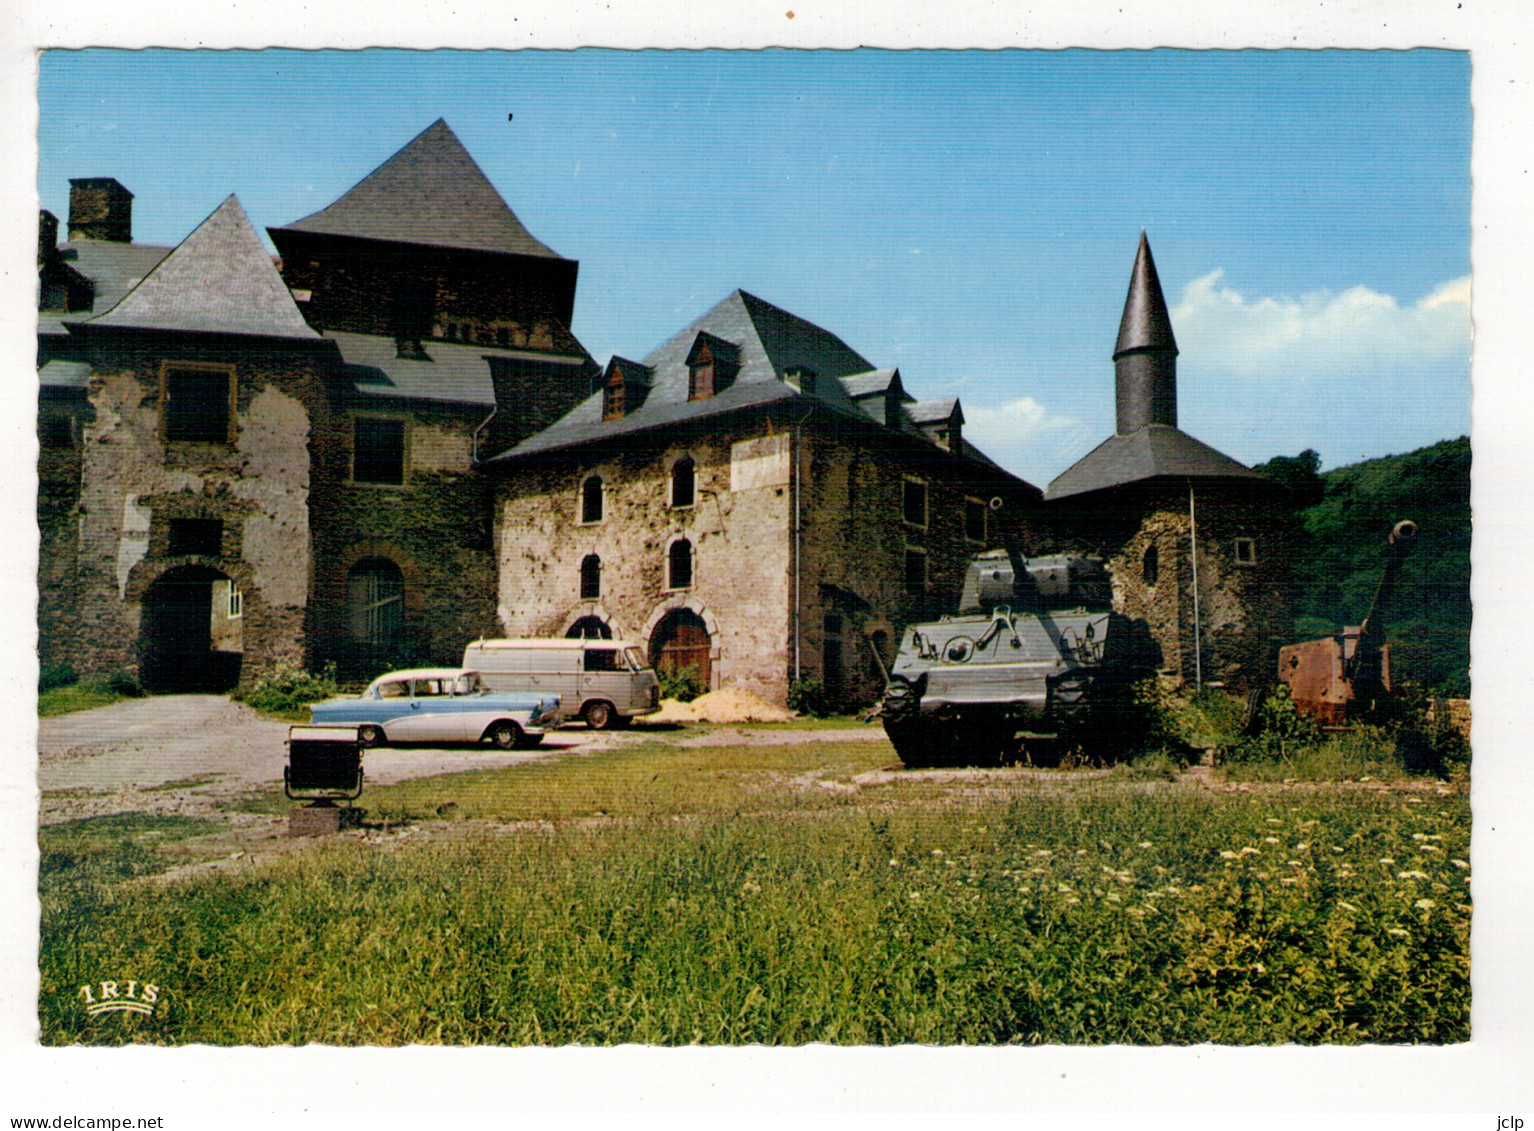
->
1415;899;1435;911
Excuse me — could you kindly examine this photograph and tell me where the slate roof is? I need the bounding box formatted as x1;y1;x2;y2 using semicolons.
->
1114;231;1178;359
492;288;1037;491
74;195;320;340
37;240;172;336
38;360;91;389
840;368;909;400
328;331;592;408
273;119;563;260
1044;423;1271;501
908;397;962;425
493;289;878;459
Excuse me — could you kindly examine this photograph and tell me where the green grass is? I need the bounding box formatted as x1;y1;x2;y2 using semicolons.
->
38;741;1469;1046
361;738;892;824
39;683;137;717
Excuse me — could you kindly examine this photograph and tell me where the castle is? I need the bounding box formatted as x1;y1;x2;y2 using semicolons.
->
37;119;1290;705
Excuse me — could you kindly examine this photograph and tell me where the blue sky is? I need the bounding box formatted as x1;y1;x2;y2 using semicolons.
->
37;48;1471;488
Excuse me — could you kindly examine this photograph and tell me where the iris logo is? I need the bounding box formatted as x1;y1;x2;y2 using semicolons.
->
77;979;159;1016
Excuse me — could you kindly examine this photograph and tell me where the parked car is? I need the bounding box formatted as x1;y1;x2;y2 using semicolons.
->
463;638;661;729
308;668;560;749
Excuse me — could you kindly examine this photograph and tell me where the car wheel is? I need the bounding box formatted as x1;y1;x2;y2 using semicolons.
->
486;721;522;749
583;700;614;730
357;725;384;748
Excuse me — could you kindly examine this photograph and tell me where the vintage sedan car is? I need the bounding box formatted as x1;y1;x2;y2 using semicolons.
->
308;668;560;749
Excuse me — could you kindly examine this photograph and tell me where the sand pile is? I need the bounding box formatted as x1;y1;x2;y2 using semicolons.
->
647;686;798;724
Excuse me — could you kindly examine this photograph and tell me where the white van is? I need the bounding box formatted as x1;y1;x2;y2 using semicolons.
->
462;638;662;729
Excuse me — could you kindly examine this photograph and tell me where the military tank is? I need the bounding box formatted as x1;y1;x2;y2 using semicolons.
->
881;543;1160;767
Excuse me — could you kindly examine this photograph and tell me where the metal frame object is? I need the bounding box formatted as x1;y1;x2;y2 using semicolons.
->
284;725;364;802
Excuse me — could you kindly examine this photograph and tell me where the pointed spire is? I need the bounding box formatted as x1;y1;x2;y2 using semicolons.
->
1113;232;1178;434
82;195;319;339
275;119;561;259
1114;231;1179;359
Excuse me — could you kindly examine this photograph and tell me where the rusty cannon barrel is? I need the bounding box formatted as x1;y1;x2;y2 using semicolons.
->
1354;520;1419;654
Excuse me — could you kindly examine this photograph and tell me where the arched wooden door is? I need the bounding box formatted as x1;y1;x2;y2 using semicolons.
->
649;608;711;687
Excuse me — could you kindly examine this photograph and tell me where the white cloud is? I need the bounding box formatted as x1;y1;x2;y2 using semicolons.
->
963;396;1091;488
965;395;1078;439
1170;270;1471;381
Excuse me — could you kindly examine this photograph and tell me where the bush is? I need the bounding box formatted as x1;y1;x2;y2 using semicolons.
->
1226;683;1319;764
1126;679;1244;760
1391;683;1471;778
38;662;78;693
234;660;339;715
786;678;827;717
658;666;705;703
99;671;143;698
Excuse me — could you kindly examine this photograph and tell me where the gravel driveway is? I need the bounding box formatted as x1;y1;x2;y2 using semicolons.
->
37;694;584;825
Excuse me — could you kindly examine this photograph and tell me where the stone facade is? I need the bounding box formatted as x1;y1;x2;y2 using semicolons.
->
494;409;1037;709
40;341;328;688
1046;487;1296;687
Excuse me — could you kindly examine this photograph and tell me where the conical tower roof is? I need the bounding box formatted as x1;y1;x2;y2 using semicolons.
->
1113;231;1178;359
80;195;319;339
275;119;561;259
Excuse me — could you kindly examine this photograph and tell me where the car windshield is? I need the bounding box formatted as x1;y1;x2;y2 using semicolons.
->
624;648;646;672
455;672;485;695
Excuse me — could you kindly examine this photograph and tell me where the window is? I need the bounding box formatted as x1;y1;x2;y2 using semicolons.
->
167;518;223;557
1234;537;1257;566
580;554;602;600
566;615;613;640
584;648;623;672
347;558;404;646
671;456;696;508
688;351;715;401
964;498;987;544
602;378;625;421
580;474;604;524
162;364;234;443
904;547;927;593
903;478;928;527
354;418;405;485
227;581;244;619
1143;544;1159;587
668;538;694;590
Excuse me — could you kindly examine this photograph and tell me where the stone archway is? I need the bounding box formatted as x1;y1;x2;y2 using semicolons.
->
138;564;243;692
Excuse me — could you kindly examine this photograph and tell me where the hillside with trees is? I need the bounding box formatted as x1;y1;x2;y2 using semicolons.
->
1255;436;1471;695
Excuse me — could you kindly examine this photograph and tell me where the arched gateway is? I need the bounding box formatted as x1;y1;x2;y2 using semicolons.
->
138;564;243;692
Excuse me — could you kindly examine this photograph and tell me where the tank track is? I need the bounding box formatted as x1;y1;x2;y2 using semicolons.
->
881;674;1024;769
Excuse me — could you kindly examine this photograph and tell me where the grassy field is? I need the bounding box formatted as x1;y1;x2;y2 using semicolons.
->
38;731;1470;1046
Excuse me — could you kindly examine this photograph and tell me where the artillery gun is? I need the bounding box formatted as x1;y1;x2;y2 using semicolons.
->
881;537;1160;768
1277;519;1419;725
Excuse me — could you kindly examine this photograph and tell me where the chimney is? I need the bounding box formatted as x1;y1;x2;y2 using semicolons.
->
68;178;134;243
38;210;59;264
1112;232;1178;435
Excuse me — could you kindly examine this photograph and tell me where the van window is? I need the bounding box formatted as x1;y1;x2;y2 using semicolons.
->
584;649;621;672
624;648;646;672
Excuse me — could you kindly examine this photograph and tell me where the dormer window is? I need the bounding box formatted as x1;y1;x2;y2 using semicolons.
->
603;371;626;421
686;333;740;402
689;347;715;401
601;357;654;421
